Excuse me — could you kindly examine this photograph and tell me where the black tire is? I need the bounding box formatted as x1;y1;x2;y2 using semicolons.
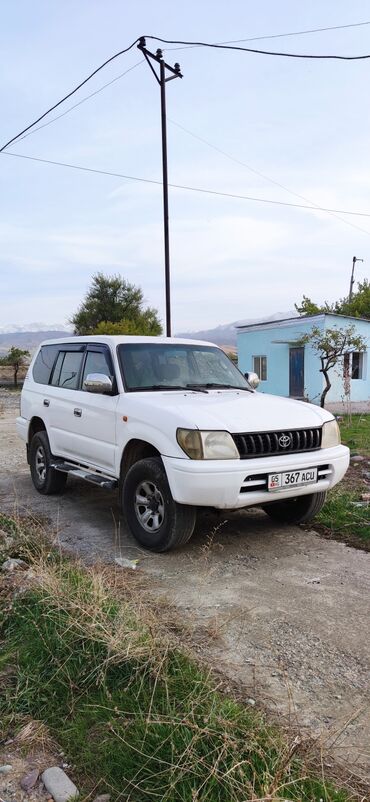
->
29;431;67;495
122;457;196;552
263;491;327;524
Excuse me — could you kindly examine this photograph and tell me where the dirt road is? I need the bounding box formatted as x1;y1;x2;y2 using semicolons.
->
1;389;369;782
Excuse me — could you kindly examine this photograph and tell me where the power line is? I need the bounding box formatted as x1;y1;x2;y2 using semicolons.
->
2;32;370;154
2;150;370;225
168;118;369;236
17;61;144;143
165;20;370;50
8;56;366;240
5;37;366;239
146;34;370;60
0;38;140;152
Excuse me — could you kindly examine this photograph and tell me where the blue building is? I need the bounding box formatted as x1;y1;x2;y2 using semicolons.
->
237;313;370;412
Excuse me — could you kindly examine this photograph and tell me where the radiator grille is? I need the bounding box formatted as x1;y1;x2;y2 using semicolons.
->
232;427;322;460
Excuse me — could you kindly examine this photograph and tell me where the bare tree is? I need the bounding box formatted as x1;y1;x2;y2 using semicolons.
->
300;325;366;408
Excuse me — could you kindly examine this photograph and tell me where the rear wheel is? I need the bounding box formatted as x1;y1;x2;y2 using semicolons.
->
263;491;327;524
29;431;67;495
122;457;196;552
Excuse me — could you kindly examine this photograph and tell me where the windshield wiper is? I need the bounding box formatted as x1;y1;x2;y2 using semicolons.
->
129;384;208;393
185;383;208;393
196;383;253;393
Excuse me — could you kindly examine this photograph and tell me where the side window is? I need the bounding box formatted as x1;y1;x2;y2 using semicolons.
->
32;345;59;384
253;355;267;381
51;351;84;390
351;352;365;380
82;351;112;387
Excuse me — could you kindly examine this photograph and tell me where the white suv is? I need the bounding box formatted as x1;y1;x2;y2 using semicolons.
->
17;335;349;552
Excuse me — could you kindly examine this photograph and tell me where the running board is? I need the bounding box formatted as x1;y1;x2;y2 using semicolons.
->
51;462;118;490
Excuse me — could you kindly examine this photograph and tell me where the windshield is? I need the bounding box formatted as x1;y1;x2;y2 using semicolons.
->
118;343;249;392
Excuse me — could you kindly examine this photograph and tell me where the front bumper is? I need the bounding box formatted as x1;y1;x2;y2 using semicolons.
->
162;445;349;509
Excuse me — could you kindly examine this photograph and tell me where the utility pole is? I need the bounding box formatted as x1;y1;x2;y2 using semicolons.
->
349;256;364;302
138;37;182;337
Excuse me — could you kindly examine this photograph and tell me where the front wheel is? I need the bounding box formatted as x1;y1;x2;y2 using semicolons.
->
262;491;327;524
122;457;196;552
29;431;67;495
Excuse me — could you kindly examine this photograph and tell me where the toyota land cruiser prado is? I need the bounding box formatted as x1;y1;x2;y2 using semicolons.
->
17;336;349;552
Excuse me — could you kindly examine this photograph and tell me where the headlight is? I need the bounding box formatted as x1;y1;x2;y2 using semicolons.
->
321;419;341;449
177;429;239;460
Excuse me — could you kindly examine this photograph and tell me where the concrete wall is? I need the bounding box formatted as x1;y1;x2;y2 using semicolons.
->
237;314;370;406
237;316;325;401
323;315;370;406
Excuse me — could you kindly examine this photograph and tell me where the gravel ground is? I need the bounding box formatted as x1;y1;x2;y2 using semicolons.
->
1;389;370;785
0;389;23;474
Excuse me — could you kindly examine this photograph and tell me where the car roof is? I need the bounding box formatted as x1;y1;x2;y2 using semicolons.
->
39;335;216;348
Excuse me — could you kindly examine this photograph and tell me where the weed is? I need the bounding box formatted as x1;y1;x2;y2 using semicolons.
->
0;515;353;801
317;489;370;545
339;414;370;457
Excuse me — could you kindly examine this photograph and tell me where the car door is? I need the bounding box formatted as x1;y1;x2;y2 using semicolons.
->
47;344;87;461
68;344;119;473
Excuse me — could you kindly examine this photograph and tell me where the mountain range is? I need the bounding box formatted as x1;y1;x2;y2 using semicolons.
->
0;328;71;355
177;311;298;346
0;312;297;354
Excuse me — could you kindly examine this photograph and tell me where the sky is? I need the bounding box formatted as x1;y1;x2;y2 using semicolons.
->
1;0;370;333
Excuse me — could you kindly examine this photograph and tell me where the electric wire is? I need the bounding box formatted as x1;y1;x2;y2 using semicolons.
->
146;34;370;60
8;53;367;237
17;61;144;144
2;150;370;225
2;31;370;153
165;20;370;50
168;119;370;236
6;45;368;237
0;38;140;152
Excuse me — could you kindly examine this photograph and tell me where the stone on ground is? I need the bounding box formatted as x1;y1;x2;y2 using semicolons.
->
41;767;79;802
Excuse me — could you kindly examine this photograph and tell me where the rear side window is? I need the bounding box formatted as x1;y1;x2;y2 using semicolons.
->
32;345;59;385
51;351;84;390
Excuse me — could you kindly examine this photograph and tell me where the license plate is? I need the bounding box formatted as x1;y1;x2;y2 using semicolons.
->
268;468;318;491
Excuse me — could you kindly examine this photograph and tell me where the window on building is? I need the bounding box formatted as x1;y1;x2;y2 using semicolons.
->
253;355;267;381
351;352;365;380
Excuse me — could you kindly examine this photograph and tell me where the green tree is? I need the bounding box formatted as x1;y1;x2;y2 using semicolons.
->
299;325;366;408
333;279;370;318
295;280;370;320
294;295;330;316
71;273;162;336
0;346;30;387
94;315;162;336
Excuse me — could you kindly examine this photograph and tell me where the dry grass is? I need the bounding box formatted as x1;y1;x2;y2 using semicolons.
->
0;513;357;801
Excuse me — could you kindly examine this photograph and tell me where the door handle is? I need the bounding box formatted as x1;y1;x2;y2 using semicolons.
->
74;408;82;417
43;399;50;407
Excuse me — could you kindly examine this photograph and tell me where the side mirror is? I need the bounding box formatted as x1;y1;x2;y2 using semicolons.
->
244;371;260;389
83;373;113;394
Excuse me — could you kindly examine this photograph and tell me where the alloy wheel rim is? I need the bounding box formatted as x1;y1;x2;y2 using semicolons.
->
35;445;46;482
134;480;164;533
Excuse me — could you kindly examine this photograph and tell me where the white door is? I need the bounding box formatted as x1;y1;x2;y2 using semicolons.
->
48;345;118;473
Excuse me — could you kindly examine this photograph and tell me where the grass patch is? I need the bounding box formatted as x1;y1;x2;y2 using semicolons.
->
339;414;370;457
313;414;370;550
317;488;370;545
0;514;354;801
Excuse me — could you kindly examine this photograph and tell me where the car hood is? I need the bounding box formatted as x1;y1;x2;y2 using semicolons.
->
127;389;333;433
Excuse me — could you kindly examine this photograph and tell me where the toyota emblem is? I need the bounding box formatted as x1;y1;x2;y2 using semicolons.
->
278;434;291;448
